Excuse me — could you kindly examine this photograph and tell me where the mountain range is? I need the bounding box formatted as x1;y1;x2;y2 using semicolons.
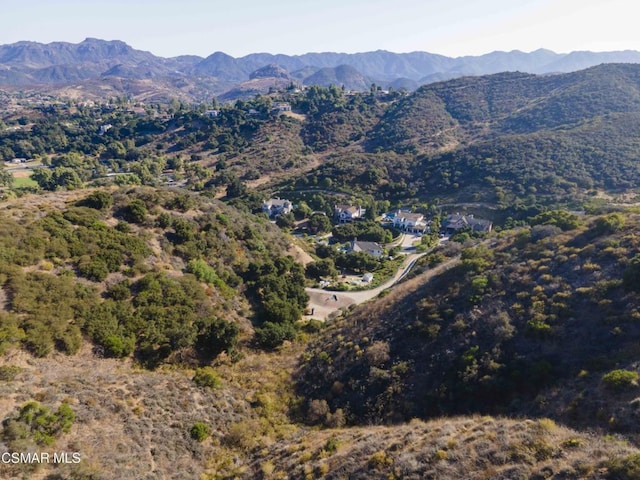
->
3;38;640;101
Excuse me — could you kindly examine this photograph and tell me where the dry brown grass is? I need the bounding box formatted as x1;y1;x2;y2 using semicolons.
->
0;340;305;480
247;416;639;479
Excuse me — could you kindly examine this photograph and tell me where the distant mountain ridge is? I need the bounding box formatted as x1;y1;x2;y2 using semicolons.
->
2;38;640;100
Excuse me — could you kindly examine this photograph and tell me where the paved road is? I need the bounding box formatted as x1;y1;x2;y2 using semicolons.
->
304;236;449;320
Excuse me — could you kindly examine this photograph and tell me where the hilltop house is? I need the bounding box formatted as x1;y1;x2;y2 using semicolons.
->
348;238;384;258
262;198;293;218
390;210;428;233
443;213;492;234
334;204;366;223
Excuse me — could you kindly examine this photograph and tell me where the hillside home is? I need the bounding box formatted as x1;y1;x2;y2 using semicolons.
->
391;210;428;233
348;238;384;258
271;102;292;113
129;107;147;117
334;204;366;223
98;124;112;135
443;213;492;233
262;198;293;218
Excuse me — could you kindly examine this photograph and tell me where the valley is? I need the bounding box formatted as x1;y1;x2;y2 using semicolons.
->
2;63;640;479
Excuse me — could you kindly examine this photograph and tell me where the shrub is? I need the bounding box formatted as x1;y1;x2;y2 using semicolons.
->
57;324;83;355
0;365;23;381
106;280;131;301
122;199;147;224
190;422;211;442
186;259;232;296
102;334;135;358
324;436;341;453
63;207;102;226
225;420;258;451
192;367;222;389
602;369;638;391
623;256;640;292
156;212;173;228
77;255;109;282
0;313;26;354
80;191;114;210
171;217;196;243
607;453;640;479
306;399;330;425
593;213;625;235
196;317;239;359
3;401;75;447
365;341;390;366
255;321;296;349
530;210;582;231
165;194;195;212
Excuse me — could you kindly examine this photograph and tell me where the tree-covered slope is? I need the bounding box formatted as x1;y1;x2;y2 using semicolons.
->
368;64;640;153
297;212;640;434
0;187;308;365
292;64;640;205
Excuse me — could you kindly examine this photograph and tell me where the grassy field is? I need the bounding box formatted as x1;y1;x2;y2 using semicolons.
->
12;176;37;188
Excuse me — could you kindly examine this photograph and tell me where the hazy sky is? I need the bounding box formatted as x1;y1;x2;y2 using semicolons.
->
1;0;637;58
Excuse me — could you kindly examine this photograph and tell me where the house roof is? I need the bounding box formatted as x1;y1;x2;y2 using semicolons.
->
351;240;382;252
398;212;424;223
335;204;359;212
264;198;291;207
445;214;492;231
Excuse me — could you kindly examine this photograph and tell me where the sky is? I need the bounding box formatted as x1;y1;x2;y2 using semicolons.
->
1;0;638;58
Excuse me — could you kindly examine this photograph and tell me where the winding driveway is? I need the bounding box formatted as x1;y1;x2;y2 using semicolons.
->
304;235;448;320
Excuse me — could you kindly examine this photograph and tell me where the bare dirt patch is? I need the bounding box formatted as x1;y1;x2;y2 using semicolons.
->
287;242;314;266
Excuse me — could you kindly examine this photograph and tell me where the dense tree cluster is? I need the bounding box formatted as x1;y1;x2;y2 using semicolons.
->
0;187;298;365
245;256;309;349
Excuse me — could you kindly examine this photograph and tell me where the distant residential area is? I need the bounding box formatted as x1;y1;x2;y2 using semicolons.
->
258;193;494;291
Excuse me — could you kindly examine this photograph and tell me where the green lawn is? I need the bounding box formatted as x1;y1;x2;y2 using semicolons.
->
13;176;38;188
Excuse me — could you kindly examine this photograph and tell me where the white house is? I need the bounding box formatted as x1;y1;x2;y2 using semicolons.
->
262;198;293;217
391;210;427;233
334;204;366;223
348;239;384;258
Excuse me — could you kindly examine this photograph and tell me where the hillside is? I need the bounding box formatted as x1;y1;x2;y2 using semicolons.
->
297;211;640;435
3;198;640;479
6;62;640;478
248;416;640;479
0;187;314;478
294;64;640;207
0;187;309;362
7;64;640;210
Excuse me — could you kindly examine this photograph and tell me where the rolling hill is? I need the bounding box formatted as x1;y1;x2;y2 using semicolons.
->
296;212;640;434
298;63;640;207
5;59;640;479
